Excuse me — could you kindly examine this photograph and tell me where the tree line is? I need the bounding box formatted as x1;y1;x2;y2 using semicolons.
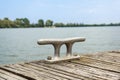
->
0;17;120;28
0;17;53;28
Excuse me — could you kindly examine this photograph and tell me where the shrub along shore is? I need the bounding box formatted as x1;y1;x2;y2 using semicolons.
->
0;17;120;28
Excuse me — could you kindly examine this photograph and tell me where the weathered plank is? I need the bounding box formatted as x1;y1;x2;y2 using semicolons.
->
13;64;67;80
29;62;86;80
60;62;120;80
109;51;120;54
0;66;35;80
0;76;6;80
72;56;120;73
0;72;18;80
0;69;27;80
34;62;105;80
22;63;78;80
4;65;50;80
84;52;120;63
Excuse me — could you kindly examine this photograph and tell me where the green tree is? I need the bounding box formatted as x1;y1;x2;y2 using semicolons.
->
45;20;53;27
54;23;64;27
14;18;23;27
0;19;3;28
22;18;30;27
14;18;30;28
4;17;9;20
2;17;13;28
38;19;44;27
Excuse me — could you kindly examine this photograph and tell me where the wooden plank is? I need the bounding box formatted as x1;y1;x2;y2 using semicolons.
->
12;64;66;80
59;61;120;80
84;52;120;64
25;63;83;80
34;62;105;80
5;64;53;80
0;76;6;80
0;72;18;80
106;52;120;60
0;69;27;80
0;66;36;80
103;52;120;63
30;62;91;80
21;63;74;80
109;51;120;54
72;56;120;73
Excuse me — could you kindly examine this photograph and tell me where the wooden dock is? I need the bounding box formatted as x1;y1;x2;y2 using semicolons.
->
0;51;120;80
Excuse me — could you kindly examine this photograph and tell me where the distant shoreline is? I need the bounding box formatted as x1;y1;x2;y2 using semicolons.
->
0;17;120;28
0;25;120;29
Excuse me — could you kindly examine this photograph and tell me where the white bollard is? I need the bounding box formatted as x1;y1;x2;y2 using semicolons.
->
37;37;85;60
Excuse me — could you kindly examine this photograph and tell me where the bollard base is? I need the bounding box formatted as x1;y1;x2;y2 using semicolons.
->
45;55;80;63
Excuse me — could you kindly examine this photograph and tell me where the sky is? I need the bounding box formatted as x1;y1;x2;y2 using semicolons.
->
0;0;120;24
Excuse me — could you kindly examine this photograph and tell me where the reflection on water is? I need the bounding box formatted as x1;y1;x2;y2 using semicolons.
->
0;27;120;64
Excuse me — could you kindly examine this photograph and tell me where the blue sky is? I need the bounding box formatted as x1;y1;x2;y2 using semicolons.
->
0;0;120;24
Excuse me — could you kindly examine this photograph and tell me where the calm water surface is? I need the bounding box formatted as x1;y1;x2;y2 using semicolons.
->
0;27;120;64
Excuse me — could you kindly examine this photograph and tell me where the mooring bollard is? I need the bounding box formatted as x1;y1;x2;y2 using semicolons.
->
37;37;85;60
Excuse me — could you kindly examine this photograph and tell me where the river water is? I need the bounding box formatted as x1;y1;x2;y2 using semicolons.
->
0;27;120;64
